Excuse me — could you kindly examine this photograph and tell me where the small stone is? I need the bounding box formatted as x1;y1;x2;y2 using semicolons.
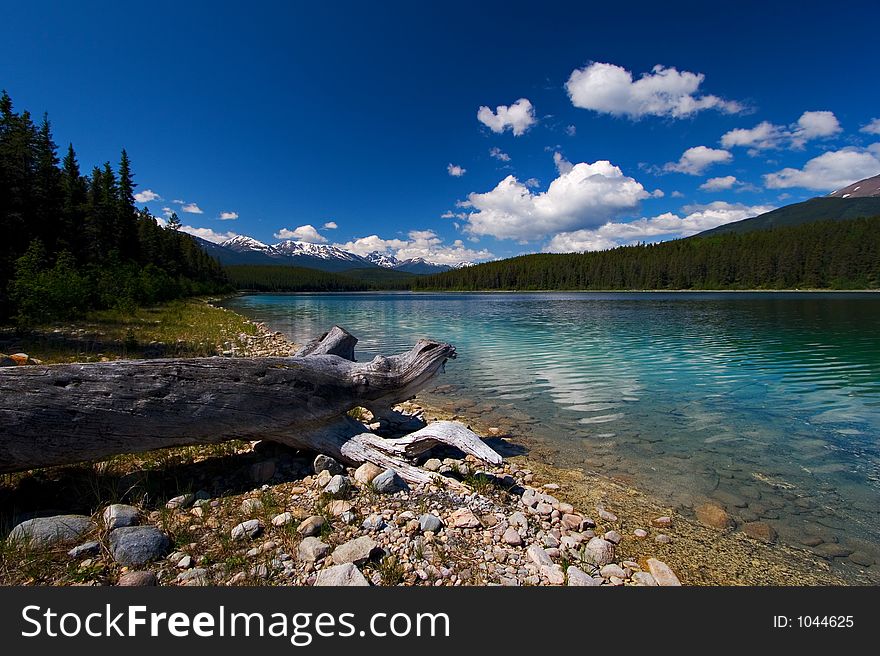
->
298;537;331;564
631;571;658;586
117;571;158;587
315;470;332;488
655;534;672;544
231;519;263;540
561;513;583;530
508;511;528;530
313;454;344;475
332;536;377;565
339;510;358;525
526;544;553;567
323;474;351;498
695;503;733;530
502;527;523;546
582;537;615;567
542;483;560;491
423;458;442;472
419;513;443;533
597;507;618;522
451;508;481;529
742;521;777;543
651;516;672;528
240;498;263;515
297;515;325;537
633;528;648;538
249;460;276;483
354;462;383;485
177;568;209;585
600;564;627;579
68;541;100;558
102;504;140;530
272;512;293;527
315;562;369;586
567;566;600;586
109;526;170;566
535;502;553;515
165;494;194;510
647;558;681;586
177;555;192;569
603;530;623;544
362;514;386;531
327;500;352;517
541;564;565;584
8;515;95;548
372;469;406;494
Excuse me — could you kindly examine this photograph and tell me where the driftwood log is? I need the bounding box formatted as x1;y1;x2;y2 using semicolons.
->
0;326;501;484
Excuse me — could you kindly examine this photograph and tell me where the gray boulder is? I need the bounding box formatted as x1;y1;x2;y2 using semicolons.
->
315;563;369;586
331;536;378;565
372;468;405;494
231;519;263;540
102;504;140;530
582;537;615;566
8;515;95;548
298;537;331;564
109;526;170;566
313;454;344;475
418;513;443;533
68;541;101;558
323;474;351;498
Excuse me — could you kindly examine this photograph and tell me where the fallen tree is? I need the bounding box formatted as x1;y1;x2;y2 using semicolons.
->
0;326;501;484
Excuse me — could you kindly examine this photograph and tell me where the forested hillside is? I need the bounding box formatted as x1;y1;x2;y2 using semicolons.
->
0;92;229;324
225;265;413;292
413;216;880;291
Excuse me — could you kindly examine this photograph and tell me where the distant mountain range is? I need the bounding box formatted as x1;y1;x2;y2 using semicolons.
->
698;174;880;237
193;234;464;274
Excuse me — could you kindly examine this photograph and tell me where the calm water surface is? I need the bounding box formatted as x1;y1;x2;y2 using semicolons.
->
223;292;880;576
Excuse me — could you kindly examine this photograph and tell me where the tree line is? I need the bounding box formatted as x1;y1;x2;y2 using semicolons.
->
412;216;880;291
225;265;413;292
0;91;230;325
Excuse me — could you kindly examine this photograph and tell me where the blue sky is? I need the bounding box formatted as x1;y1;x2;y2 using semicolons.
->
2;1;878;263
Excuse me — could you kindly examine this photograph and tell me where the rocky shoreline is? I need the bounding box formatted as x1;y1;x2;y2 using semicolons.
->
1;308;870;586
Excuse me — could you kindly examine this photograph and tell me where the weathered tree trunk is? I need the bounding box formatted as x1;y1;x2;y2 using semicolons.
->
0;327;501;483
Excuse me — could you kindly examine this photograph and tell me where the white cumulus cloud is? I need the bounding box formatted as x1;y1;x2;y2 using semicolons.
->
274;224;328;243
180;226;239;244
764;145;880;191
218;211;239;220
721;110;842;153
664;146;733;175
134;189;161;204
700;175;739;191
860;118;880;135
447;163;466;177
323;221;338;229
181;203;203;214
489;147;510;162
462;159;649;242
565;62;742;119
335;230;493;265
544;201;774;252
477;98;536;136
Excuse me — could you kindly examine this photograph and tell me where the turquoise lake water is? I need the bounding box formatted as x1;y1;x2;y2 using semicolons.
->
223;292;880;576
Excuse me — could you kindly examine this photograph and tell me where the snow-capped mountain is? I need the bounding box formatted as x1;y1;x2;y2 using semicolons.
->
221;235;274;253
202;234;472;273
365;251;401;268
271;240;371;266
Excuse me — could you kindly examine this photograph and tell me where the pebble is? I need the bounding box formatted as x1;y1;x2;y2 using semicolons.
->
600;564;627;579
231;519;263;540
102;504;140;530
603;530;622;544
118;571;158;587
297;515;324;536
655;534;672;544
354;462;384;485
423;458;442;472
647;558;682;586
315;563;369;586
582;537;615;567
324;474;351;498
418;513;443;533
332;536;378;565
633;529;648;538
272;512;294;527
631;571;658;586
502;527;523;546
372;469;405;494
451;508;481;529
298;537;331;564
597;507;618;522
695;503;733;530
165;494;194;510
526;544;553;567
68;541;101;558
327;500;352;517
651;516;672;528
240;498;263;515
567;566;601;586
